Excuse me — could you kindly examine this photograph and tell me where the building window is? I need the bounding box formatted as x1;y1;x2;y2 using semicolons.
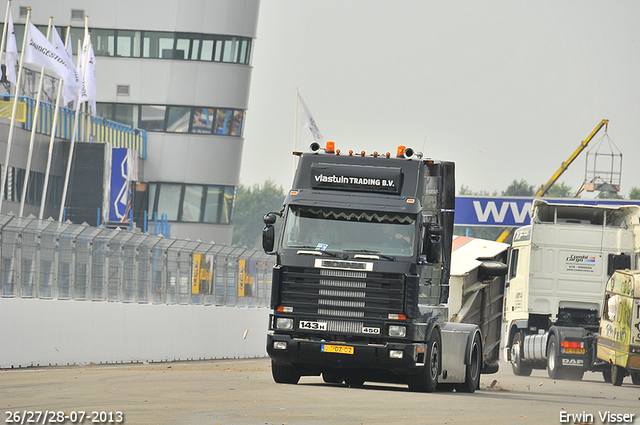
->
192;108;215;134
143;31;175;59
166;106;191;133
97;102;245;137
155;183;182;221
203;186;222;223
149;183;235;224
93;28;115;56
9;22;252;65
182;185;204;222
139;105;166;132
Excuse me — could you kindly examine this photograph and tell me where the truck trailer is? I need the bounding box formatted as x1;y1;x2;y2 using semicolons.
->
262;142;493;392
505;199;640;381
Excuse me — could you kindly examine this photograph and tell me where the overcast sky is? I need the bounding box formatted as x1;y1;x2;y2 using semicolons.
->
241;1;640;197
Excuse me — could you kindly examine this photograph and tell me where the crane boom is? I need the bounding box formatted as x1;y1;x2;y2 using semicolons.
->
496;119;609;243
534;119;609;197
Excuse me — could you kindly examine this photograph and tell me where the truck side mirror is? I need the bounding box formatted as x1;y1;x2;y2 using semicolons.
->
424;223;443;264
262;212;278;254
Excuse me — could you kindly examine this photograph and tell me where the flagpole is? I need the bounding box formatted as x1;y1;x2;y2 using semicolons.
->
19;17;52;217
0;0;11;72
40;25;70;219
293;86;299;177
59;16;89;222
0;7;29;211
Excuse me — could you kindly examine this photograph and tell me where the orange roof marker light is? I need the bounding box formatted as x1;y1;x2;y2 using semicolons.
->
397;145;406;158
325;141;335;154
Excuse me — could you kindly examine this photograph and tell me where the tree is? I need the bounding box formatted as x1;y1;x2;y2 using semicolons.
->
232;180;286;249
629;187;640;200
547;182;573;198
458;185;497;196
502;179;535;197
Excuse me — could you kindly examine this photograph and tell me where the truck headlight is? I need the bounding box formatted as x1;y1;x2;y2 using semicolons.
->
388;325;407;337
276;317;294;330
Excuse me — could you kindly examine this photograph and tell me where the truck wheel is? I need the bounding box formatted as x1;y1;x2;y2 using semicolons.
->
546;334;563;379
271;360;301;384
602;369;612;383
611;364;625;386
408;328;441;392
456;332;482;393
631;372;640;385
510;332;533;376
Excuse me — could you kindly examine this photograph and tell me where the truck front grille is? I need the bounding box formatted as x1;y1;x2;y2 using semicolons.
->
280;266;405;321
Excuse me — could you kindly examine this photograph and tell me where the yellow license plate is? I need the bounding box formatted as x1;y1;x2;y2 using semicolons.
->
322;344;354;355
562;348;585;354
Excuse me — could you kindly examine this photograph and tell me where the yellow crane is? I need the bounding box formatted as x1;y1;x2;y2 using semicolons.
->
496;119;609;243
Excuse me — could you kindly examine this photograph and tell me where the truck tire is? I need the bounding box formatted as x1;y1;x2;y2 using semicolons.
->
408;328;441;392
456;332;482;393
510;332;533;376
546;334;562;379
271;360;301;384
611;364;625;386
602;369;612;383
631;372;640;385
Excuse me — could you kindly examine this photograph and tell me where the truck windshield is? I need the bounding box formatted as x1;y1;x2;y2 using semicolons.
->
281;206;416;257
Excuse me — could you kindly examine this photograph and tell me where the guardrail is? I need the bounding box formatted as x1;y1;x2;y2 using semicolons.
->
0;213;273;307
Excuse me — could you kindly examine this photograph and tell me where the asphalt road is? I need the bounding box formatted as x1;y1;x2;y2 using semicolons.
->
1;358;639;425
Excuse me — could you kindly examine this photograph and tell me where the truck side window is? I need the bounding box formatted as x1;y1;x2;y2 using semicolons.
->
508;249;519;280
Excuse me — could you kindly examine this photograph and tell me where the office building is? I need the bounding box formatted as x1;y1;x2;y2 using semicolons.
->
2;0;260;244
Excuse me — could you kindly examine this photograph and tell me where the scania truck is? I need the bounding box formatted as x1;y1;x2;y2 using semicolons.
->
505;199;640;381
262;141;489;393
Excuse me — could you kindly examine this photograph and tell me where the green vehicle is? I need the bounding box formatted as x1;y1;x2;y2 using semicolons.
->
598;269;640;386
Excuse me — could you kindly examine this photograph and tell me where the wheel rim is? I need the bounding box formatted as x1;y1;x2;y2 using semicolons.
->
429;341;439;380
548;343;556;372
510;341;520;366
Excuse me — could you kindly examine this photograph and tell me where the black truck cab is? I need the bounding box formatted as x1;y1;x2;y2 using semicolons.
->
263;143;481;392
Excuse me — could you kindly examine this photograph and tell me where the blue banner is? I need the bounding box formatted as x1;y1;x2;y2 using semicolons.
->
109;148;138;223
455;196;640;227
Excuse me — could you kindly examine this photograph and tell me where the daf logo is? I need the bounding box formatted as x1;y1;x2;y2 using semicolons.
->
562;358;584;367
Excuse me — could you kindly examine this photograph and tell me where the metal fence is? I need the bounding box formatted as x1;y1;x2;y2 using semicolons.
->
0;213;274;307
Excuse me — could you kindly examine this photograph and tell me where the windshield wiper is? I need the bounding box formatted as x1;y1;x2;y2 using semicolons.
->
344;249;396;261
289;246;341;258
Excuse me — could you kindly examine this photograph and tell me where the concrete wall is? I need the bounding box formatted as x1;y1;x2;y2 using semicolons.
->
0;298;270;368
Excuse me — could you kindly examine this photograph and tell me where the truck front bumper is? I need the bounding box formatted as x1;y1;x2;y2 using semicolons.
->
267;333;425;374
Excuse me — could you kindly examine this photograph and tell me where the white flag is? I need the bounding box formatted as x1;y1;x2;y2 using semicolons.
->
297;93;324;143
49;25;77;106
78;26;96;112
4;11;17;85
22;22;81;92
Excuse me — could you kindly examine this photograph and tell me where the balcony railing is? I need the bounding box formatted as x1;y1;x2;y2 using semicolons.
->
0;95;147;159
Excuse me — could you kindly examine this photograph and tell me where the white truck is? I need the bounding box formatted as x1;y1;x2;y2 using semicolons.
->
504;199;640;380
